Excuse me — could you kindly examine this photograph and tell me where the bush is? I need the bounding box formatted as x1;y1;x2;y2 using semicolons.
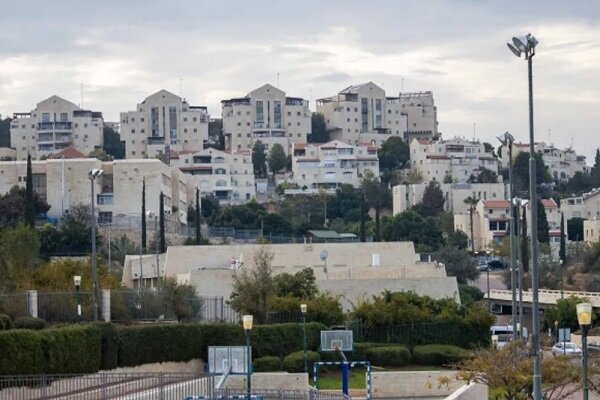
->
13;317;45;330
253;322;325;359
0;313;12;330
0;330;45;374
367;346;411;367
283;350;320;373
94;322;119;370
253;356;281;372
41;325;102;373
412;344;468;366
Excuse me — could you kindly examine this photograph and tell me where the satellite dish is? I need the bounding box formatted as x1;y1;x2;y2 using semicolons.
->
507;43;521;58
320;250;328;262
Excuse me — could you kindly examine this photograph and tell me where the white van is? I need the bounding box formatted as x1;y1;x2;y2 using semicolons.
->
490;325;528;349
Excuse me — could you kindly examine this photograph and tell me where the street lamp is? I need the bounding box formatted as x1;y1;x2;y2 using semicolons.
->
486;250;491;313
146;211;159;288
301;303;308;373
513;197;524;336
577;303;592;400
507;32;541;399
88;168;103;321
73;275;81;321
243;315;253;400
498;131;517;341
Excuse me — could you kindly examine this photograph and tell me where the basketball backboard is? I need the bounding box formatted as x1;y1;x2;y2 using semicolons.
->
320;330;353;352
208;346;250;375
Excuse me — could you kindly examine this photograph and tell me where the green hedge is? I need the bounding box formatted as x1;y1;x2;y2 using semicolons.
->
367;346;411;367
94;322;119;370
14;317;45;330
0;314;11;330
412;344;468;366
0;329;45;374
253;356;281;372
283;350;320;373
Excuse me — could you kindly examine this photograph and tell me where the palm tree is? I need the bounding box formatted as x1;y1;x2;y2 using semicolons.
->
463;196;479;254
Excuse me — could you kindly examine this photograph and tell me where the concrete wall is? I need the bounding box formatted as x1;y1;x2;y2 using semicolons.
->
371;371;463;398
445;383;488;400
223;372;308;390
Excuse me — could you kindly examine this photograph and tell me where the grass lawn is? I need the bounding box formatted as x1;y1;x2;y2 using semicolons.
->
315;365;450;390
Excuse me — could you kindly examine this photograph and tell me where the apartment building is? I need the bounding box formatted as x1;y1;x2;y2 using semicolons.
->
410;137;499;183
221;84;310;154
10;95;104;161
500;141;587;181
288;140;379;191
399;91;438;142
120;90;209;159
454;200;511;251
172;148;255;204
584;219;600;244
0;158;192;225
561;188;600;221
393;182;507;215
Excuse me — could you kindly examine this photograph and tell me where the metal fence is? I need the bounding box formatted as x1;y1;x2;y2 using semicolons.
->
0;293;28;320
0;373;215;400
0;374;346;400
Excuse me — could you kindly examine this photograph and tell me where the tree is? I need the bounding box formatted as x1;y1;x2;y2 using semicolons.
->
252;141;267;178
447;230;469;250
537;199;550;244
434;246;479;284
109;234;138;266
201;194;220;220
162;277;202;322
0;225;40;290
470;167;498;184
0;116;10;148
88;148;112;161
544;296;589;333
102;127;125;159
483;142;497;157
592;148;600;187
512;151;550;194
415;180;445;216
378;137;410;179
458;341;580;400
0;185;50;229
229;246;275;323
273;268;318;299
463;196;478;254
309;113;328;143
195;189;202;245
567;217;585;241
159;191;166;253
31;258;118;291
141;179;146;252
381;211;444;251
261;213;294;236
268;143;287;175
559;213;566;265
208;119;224;150
360;191;366;242
566;171;595;194
361;171;386;241
402;168;424;184
25;154;34;227
58;204;97;254
521;206;529;273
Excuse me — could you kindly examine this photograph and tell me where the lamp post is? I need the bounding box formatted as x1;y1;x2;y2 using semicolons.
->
577;303;592;400
88;168;103;321
507;32;541;399
243;315;253;400
498;131;517;341
485;250;491;313
301;303;308;373
146;211;159;288
513;197;524;337
74;275;81;321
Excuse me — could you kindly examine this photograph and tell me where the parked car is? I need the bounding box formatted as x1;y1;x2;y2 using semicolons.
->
552;342;582;357
477;264;490;272
488;260;507;270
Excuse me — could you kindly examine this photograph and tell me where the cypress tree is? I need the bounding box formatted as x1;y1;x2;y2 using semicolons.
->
141;178;146;252
159;191;166;253
521;206;529;273
537;199;550;244
195;188;202;245
25;153;34;227
559;213;566;264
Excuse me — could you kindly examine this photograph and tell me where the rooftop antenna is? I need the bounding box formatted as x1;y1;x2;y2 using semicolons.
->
473;122;476;141
548;128;552;145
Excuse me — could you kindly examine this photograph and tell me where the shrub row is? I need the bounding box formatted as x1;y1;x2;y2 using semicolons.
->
0;314;46;331
0;313;11;330
411;344;468;366
0;322;326;375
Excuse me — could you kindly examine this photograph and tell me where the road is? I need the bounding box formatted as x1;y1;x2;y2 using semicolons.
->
475;270;507;292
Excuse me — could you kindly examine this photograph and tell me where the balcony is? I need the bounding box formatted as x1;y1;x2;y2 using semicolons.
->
147;136;165;145
37;122;72;131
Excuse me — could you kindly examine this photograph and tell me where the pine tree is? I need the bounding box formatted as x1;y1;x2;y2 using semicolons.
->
25;153;34;227
195;188;202;245
521;206;529;273
141;178;146;252
159;191;166;253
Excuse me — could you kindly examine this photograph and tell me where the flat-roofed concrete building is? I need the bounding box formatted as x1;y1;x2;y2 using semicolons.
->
122;241;460;310
221;84;311;155
172;147;256;204
288;140;379;190
10;95;104;161
120;90;209;159
561;188;600;221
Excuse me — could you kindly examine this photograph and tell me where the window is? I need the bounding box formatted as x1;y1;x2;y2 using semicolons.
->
42;113;50;122
183;117;188;122
256;101;264;123
151;107;159;136
274;100;281;126
60;113;68;122
169;106;177;139
361;98;368;132
287;111;291;116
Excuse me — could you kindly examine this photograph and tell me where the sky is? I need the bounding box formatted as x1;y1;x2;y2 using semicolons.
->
1;0;600;162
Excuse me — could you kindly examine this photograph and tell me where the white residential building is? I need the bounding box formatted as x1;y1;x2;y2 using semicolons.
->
454;200;511;251
172;148;255;204
410;137;499;183
398;91;438;142
393;182;508;215
584;219;600;244
561;188;600;221
499;141;587;181
221;84;311;155
10;95;104;161
120;90;209;159
287;140;379;191
0;157;193;225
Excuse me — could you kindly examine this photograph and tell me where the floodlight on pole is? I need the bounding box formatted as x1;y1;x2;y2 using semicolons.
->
242;315;253;400
507;43;522;58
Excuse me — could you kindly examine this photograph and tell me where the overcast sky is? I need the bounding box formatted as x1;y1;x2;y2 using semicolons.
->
2;1;600;161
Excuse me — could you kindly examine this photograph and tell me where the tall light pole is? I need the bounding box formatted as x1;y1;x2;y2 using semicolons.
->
301;303;308;373
89;168;103;321
577;302;592;400
74;275;81;322
498;131;517;341
243;315;253;400
507;33;541;399
513;197;524;338
146;211;159;288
